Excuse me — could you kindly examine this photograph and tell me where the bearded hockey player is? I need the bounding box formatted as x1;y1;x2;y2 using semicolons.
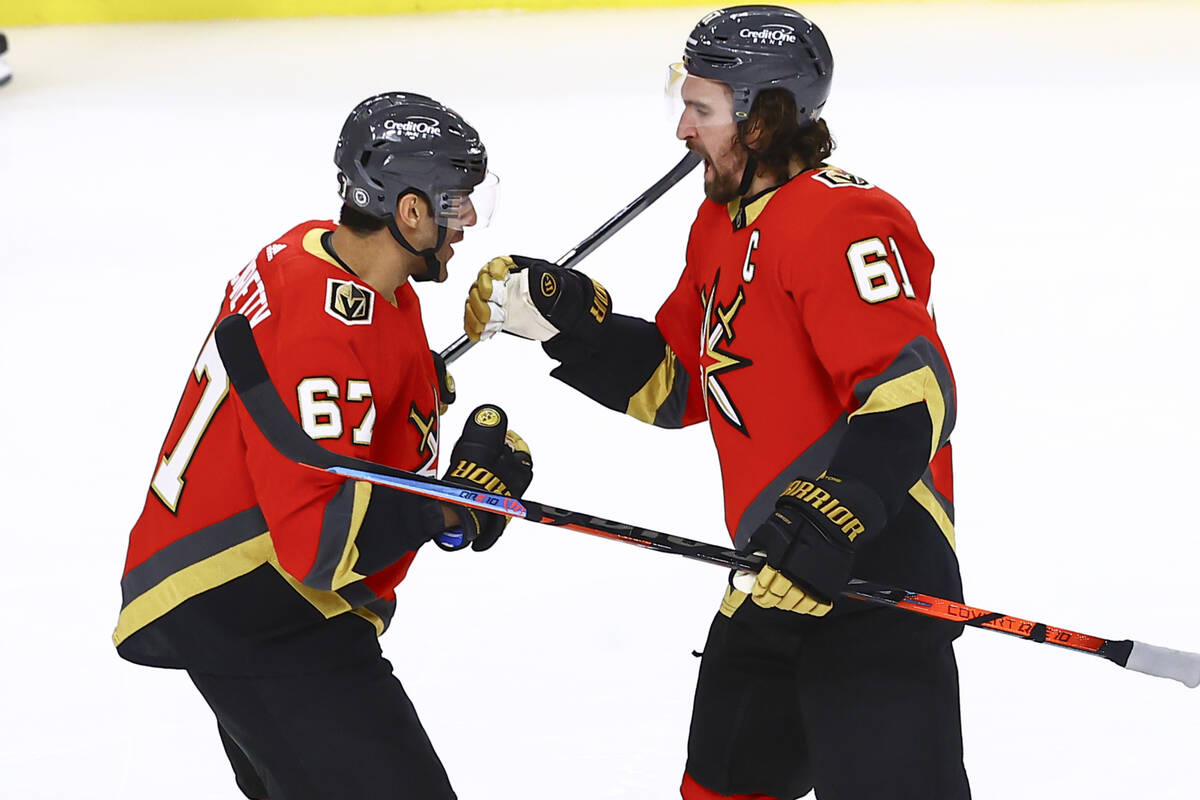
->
463;6;969;799
115;92;531;800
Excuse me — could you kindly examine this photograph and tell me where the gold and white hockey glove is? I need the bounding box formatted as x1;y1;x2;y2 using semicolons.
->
463;255;611;344
464;256;560;342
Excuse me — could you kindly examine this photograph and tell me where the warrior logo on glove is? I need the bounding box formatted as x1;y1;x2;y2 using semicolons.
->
744;472;886;616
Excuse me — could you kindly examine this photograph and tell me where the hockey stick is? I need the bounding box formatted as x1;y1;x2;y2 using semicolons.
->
439;150;702;365
215;313;1200;688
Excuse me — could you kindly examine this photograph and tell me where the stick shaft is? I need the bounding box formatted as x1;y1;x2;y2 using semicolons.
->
843;581;1126;661
441;151;701;364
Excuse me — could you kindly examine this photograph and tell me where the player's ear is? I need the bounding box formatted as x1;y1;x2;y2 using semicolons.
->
394;192;424;232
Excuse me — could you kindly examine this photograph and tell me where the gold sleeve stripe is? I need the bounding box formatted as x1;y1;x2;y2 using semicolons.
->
719;584;749;619
626;346;679;424
329;480;371;591
112;532;274;646
908;480;956;551
848;365;946;461
267;549;385;636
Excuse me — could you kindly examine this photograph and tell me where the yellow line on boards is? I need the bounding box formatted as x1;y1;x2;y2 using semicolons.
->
9;0;673;27
2;1;1087;29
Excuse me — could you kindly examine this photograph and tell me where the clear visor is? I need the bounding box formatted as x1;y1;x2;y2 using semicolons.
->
664;61;688;119
434;170;500;230
664;61;736;130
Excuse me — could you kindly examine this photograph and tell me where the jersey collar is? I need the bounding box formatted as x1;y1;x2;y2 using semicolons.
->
727;188;779;232
301;226;399;307
302;226;341;268
726;167;816;231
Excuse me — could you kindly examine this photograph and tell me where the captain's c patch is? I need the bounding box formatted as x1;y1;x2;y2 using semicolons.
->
325;278;374;326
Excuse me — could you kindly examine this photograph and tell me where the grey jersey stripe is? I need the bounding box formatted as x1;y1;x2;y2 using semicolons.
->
652;366;692;429
120;506;267;607
918;467;955;525
732;414;849;549
337;580;378;609
305;480;359;590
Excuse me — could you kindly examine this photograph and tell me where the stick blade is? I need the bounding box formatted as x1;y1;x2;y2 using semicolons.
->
1125;641;1200;688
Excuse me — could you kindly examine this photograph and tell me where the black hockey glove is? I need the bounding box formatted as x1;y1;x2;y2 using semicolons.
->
430;349;456;415
745;474;887;615
464;255;612;344
439;404;533;552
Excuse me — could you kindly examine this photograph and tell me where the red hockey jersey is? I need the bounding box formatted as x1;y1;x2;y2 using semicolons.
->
541;165;959;598
115;220;446;671
654;167;957;552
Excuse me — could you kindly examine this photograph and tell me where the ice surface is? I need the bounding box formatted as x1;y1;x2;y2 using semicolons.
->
2;3;1198;798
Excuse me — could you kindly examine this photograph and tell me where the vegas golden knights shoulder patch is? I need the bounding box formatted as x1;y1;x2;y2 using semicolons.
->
811;167;874;190
325;278;374;326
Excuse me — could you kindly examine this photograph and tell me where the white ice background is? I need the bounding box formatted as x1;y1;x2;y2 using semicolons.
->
1;2;1198;797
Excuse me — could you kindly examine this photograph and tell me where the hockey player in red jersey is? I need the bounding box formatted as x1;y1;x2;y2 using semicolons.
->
463;6;969;799
115;93;531;800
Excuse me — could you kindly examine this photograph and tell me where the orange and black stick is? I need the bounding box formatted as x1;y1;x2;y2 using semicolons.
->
215;313;1200;691
842;581;1198;687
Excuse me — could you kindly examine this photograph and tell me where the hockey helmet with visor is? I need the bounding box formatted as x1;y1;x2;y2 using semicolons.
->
335;92;498;278
665;5;833;128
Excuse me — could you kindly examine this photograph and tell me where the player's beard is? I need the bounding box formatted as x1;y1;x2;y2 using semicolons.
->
698;138;749;205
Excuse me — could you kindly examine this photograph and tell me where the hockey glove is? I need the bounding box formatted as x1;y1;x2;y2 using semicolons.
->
464;255;611;344
744;474;886;616
440;404;533;552
430;350;456;415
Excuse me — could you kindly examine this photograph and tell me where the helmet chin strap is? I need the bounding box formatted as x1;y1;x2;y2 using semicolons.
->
736;155;758;197
734;122;758;198
386;216;446;283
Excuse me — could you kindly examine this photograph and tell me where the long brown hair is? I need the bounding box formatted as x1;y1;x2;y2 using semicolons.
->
738;88;835;182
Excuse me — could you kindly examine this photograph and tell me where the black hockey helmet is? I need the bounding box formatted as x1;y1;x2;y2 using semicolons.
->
334;92;497;280
678;5;833;125
335;92;496;229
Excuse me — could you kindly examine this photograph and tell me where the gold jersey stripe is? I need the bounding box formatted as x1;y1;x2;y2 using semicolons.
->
267;549;385;636
908;479;956;551
114;525;387;647
329;480;372;591
626;346;679;424
112;532;274;646
848;365;947;462
302;227;339;267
